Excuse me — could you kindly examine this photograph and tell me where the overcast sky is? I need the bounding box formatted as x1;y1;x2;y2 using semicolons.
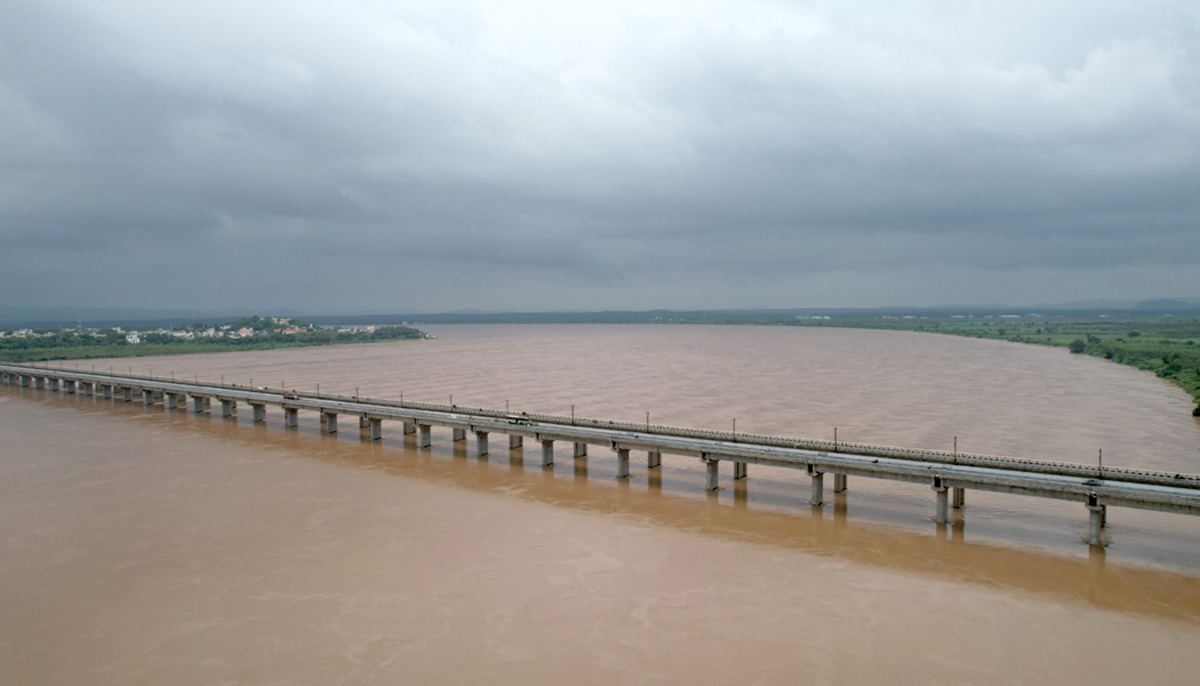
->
2;0;1198;313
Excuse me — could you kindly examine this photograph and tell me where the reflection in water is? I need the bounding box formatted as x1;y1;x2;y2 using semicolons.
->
4;325;1200;684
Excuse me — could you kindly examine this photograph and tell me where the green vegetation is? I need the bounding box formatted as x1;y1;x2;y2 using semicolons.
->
790;315;1200;416
0;318;426;363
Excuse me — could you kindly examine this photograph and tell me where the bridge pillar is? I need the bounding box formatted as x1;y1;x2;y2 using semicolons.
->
48;378;60;392
475;431;489;457
616;448;630;478
809;465;824;506
21;375;31;387
143;389;155;406
65;379;76;394
191;396;205;413
284;407;298;429
165;393;180;410
416;424;431;448
733;461;747;480
34;376;44;390
321;411;337;434
509;434;523;449
452;428;466;442
101;384;112;399
359;416;370;429
574;442;587;458
367;417;382;441
705;458;719;491
221;399;235;418
403;421;416;435
541;440;555;467
934;482;949;524
252;403;266;423
833;473;848;493
82;381;93;397
122;387;132;403
952;487;965;509
648;450;661;469
1088;505;1105;546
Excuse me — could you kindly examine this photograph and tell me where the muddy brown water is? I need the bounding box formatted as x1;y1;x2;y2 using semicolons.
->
3;324;1200;684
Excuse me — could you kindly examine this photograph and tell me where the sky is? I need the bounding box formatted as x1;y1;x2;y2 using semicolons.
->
1;0;1198;313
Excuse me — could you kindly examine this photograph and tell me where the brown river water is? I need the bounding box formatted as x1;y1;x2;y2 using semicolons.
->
3;324;1200;684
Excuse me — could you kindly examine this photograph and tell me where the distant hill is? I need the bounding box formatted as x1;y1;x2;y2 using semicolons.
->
1133;298;1200;313
5;297;1199;329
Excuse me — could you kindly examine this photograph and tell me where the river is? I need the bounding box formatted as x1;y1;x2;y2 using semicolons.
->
3;324;1200;684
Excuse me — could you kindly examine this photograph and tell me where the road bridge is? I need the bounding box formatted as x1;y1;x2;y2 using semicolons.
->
5;362;1200;547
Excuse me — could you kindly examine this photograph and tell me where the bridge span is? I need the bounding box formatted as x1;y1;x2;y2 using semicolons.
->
4;362;1200;547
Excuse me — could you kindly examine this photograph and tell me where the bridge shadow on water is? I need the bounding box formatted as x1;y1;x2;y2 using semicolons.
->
15;385;1200;625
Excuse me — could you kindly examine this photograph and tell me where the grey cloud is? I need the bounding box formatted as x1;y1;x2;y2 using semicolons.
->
1;0;1198;312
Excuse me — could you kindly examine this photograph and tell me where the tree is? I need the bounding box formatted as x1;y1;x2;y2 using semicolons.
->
1068;338;1086;353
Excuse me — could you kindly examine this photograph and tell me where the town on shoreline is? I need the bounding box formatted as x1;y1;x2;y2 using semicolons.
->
0;315;428;363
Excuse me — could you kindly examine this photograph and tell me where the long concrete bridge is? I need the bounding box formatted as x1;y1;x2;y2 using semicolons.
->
5;362;1200;547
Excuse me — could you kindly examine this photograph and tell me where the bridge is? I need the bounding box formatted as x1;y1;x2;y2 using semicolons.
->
4;362;1200;547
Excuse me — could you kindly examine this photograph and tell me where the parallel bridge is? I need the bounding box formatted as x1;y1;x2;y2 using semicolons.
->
5;362;1200;547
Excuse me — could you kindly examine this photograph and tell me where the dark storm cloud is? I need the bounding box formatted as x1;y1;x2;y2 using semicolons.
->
1;0;1198;312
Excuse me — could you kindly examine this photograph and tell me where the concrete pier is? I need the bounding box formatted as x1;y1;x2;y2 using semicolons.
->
64;379;75;394
284;407;298;428
367;417;382;441
359;416;370;429
165;393;180;410
251;403;265;423
705;458;720;491
82;381;93;397
22;375;31;388
541;440;555;466
403;421;416;435
475;431;489;457
1088;504;1104;546
617;448;630;478
321;411;337;434
143;389;155;406
809;465;824;506
191;396;205;413
48;378;60;391
123;387;133;403
508;434;523;449
733;461;747;480
952;487;965;509
34;377;44;389
935;483;950;524
101;384;112;399
574;442;587;458
452;428;466;442
417;424;431;448
648;450;662;469
833;473;848;493
221;399;236;417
